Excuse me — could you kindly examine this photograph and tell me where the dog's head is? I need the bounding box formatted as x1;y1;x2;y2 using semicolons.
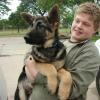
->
21;4;60;48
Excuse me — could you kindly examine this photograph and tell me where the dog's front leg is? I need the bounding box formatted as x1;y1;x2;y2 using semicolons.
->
57;68;72;100
15;81;27;100
16;79;33;100
15;66;33;100
36;63;58;94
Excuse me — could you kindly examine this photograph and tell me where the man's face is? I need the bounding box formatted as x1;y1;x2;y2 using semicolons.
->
70;13;96;42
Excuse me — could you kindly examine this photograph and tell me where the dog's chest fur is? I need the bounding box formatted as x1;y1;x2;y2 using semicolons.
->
31;40;66;69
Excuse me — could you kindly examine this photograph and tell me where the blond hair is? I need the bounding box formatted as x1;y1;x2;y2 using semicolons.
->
75;2;100;31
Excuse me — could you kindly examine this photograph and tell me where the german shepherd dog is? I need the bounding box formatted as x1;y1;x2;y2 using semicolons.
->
14;4;72;100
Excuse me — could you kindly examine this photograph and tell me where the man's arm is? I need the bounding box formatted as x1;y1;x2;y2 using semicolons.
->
67;45;100;99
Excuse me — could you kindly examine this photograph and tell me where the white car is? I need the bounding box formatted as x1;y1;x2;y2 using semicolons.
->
95;39;100;96
95;39;100;54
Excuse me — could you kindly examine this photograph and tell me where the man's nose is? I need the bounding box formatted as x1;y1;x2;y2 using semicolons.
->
77;22;83;29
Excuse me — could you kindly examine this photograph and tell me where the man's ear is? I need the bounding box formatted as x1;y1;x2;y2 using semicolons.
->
20;12;35;26
48;4;59;25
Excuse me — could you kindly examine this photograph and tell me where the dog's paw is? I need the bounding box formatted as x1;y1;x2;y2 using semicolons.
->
47;76;58;94
58;86;68;100
58;68;72;100
47;83;57;94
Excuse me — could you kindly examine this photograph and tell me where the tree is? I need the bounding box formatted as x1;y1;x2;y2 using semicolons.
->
18;0;61;16
0;19;9;30
0;0;10;19
8;11;27;32
18;0;41;15
14;0;96;30
18;0;95;26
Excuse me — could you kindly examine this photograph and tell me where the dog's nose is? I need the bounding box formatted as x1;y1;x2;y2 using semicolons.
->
24;34;29;41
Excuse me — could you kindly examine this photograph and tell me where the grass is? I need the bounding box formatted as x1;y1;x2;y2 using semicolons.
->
92;35;100;41
0;28;100;42
0;29;27;37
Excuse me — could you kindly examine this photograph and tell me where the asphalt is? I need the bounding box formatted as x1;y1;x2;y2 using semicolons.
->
0;37;99;100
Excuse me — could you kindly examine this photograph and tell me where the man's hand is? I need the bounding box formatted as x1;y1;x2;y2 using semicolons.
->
25;55;38;81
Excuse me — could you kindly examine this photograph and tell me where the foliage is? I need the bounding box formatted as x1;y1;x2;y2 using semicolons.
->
92;35;100;41
18;0;45;15
8;11;28;32
0;0;10;19
0;19;9;30
18;0;95;27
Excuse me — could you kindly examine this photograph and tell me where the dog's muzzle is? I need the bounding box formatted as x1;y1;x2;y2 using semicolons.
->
24;34;32;44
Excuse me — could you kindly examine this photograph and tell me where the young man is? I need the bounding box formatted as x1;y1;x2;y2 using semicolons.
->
25;2;100;100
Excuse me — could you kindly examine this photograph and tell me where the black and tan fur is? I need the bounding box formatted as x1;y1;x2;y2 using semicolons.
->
14;4;72;100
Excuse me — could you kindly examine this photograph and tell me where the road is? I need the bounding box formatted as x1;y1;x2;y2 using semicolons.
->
0;37;99;100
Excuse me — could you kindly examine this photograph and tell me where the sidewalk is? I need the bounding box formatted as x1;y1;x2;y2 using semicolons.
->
0;37;99;100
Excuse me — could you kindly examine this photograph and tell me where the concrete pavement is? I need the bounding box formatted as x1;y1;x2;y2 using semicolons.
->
0;37;99;100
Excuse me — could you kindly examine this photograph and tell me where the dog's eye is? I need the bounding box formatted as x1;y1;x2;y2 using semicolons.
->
36;21;46;32
37;21;45;27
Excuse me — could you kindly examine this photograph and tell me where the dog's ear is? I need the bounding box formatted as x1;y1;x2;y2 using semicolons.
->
21;12;35;26
48;4;59;25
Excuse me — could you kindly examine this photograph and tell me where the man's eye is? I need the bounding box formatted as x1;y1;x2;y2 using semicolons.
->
84;23;90;27
75;19;80;23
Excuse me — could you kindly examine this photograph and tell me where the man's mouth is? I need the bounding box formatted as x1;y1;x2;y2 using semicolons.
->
74;29;83;35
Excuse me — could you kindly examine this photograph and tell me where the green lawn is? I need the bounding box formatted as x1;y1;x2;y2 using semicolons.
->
92;35;100;41
0;29;27;37
0;29;100;41
0;28;69;37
